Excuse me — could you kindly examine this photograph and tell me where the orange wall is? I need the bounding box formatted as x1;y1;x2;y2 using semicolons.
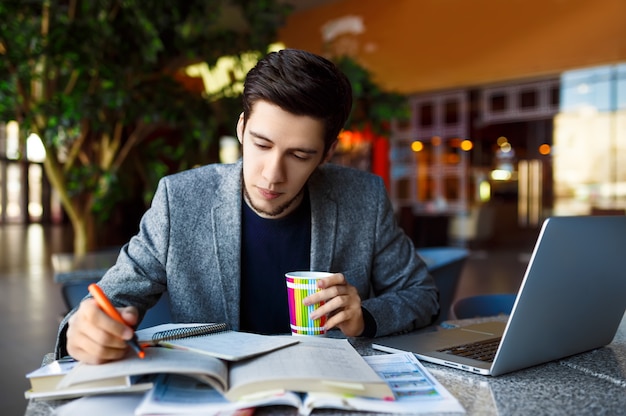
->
278;0;626;94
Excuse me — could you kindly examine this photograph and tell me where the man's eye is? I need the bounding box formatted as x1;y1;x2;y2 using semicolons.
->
254;143;270;149
293;153;310;160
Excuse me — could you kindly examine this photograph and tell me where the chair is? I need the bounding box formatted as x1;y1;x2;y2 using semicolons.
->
416;246;470;323
60;279;172;330
452;293;516;320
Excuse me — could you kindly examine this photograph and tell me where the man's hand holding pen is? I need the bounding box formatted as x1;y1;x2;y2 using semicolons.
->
66;284;143;364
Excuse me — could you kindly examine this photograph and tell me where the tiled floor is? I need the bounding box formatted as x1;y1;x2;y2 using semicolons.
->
0;223;537;416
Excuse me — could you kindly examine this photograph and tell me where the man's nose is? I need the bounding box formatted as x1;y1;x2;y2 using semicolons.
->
263;153;285;184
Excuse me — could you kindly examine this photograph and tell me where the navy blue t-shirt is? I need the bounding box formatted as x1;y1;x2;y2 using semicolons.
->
239;192;311;334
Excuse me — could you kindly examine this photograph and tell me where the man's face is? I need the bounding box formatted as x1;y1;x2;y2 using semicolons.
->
237;100;328;219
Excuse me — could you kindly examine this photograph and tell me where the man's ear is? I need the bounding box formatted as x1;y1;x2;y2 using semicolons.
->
236;113;244;144
322;139;339;164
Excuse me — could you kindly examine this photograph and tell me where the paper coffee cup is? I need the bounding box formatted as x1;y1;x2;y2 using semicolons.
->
285;271;332;336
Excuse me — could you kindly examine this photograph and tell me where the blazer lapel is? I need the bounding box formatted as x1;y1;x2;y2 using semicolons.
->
212;163;243;327
308;169;338;271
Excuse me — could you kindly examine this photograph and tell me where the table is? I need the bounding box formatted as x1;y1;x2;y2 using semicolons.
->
25;313;626;415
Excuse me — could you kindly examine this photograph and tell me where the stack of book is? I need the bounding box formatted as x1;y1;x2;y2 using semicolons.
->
25;323;465;415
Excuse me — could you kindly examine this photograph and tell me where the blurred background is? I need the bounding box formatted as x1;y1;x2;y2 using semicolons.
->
3;0;625;250
1;0;625;414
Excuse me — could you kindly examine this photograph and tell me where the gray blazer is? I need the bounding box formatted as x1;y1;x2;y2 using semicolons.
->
56;161;438;356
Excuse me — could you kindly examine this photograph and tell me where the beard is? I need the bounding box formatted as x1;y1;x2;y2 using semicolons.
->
242;180;304;218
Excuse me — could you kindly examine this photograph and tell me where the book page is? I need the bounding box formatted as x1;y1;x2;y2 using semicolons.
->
135;374;300;416
58;347;229;393
227;337;393;401
24;382;153;401
134;374;241;415
316;352;466;414
54;392;146;416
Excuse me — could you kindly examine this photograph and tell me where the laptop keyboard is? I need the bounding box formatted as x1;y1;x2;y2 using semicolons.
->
438;337;502;362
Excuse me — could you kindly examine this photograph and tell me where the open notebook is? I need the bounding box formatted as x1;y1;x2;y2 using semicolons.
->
136;323;298;361
374;215;626;376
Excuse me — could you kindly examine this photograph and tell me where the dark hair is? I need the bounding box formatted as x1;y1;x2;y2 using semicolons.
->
242;49;353;154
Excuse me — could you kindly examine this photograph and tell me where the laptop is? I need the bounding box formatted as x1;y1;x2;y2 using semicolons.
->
373;215;626;376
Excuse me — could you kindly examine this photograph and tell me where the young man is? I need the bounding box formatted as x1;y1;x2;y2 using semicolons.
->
57;49;439;364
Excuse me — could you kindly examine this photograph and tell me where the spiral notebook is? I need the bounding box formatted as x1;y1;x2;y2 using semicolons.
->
136;323;299;361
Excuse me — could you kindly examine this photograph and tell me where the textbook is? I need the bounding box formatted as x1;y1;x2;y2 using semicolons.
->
135;322;299;361
134;353;465;415
57;336;394;402
24;358;152;400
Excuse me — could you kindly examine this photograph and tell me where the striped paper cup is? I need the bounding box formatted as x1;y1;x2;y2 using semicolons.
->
285;271;332;336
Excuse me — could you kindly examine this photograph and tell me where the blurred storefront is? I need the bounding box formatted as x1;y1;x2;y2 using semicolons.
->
383;63;625;247
387;78;558;246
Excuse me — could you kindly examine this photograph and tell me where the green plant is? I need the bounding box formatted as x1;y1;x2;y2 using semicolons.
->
335;56;410;135
0;0;291;254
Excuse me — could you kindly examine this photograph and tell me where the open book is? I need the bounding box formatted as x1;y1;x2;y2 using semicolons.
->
57;335;393;402
134;353;465;415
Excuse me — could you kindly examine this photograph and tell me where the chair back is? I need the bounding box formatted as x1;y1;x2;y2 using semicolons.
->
452;293;517;320
60;279;172;330
416;246;469;323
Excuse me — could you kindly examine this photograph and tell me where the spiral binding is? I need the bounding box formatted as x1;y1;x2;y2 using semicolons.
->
152;323;229;342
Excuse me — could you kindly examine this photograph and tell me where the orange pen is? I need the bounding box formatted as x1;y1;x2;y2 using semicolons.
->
87;283;145;359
